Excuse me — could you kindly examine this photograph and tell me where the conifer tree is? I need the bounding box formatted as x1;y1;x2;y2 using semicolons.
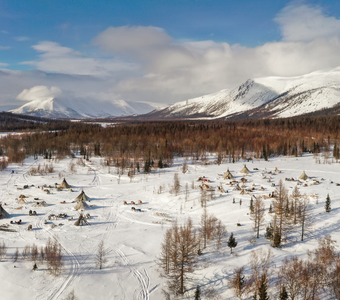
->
273;229;281;248
228;233;237;254
269;204;272;213
258;275;269;300
265;224;273;240
230;267;246;300
325;194;331;213
158;157;164;169
194;285;201;300
250;197;254;214
333;142;339;160
279;285;288;300
144;151;151;173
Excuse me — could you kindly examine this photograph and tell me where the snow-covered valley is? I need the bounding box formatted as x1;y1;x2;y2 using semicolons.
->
0;153;339;299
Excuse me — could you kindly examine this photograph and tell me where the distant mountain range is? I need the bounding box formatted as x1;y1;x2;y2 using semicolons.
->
10;67;340;120
137;67;340;120
9;97;156;119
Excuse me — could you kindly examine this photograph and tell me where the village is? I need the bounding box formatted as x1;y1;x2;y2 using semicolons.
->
0;152;337;299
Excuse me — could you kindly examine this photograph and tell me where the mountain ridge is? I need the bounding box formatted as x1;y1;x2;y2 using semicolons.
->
9;96;156;119
136;67;340;120
9;67;340;120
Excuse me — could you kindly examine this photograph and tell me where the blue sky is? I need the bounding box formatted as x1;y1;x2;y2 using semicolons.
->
1;0;296;68
1;0;340;109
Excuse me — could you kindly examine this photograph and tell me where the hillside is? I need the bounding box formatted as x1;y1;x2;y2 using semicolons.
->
138;67;340;120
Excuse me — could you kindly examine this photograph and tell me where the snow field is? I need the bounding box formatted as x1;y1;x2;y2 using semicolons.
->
0;153;339;299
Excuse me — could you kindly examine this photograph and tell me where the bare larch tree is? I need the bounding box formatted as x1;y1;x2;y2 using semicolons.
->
157;218;199;296
96;240;108;269
249;196;266;238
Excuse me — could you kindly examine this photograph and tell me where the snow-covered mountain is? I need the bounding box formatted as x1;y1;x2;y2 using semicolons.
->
141;67;340;119
10;96;155;119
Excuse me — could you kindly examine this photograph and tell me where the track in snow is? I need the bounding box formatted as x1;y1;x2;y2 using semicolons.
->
114;248;150;300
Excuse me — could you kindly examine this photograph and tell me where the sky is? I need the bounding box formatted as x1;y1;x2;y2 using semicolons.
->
1;0;340;110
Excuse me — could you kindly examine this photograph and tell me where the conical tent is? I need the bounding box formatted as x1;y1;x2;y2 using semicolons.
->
240;189;246;195
299;171;309;180
222;169;234;180
75;190;90;202
17;197;27;204
74;213;90;226
74;199;90;211
240;164;250;174
0;204;10;219
58;178;72;189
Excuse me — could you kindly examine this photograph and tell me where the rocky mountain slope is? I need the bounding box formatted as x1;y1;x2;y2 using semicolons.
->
139;67;340;120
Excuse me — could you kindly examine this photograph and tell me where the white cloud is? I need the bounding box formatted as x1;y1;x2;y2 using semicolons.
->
0;62;9;67
14;36;30;41
22;41;137;76
3;2;340;108
93;26;173;60
16;86;62;101
276;4;340;42
91;4;340;102
0;46;10;50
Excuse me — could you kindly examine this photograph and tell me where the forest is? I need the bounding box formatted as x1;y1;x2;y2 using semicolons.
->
1;114;340;170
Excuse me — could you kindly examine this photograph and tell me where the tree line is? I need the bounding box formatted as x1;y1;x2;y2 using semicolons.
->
1;115;340;168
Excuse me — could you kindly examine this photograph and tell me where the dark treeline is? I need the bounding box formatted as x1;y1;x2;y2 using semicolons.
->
1;115;340;166
0;112;88;132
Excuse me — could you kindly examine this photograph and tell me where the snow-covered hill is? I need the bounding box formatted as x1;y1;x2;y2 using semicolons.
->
10;96;155;119
141;67;340;119
9;86;157;119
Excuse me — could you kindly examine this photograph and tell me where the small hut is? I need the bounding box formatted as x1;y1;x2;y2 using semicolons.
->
74;213;90;226
74;190;90;202
240;164;250;174
74;199;90;211
58;178;72;189
0;204;10;219
299;171;309;181
222;169;234;180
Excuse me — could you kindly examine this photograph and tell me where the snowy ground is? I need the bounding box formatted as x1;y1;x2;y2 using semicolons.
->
0;153;339;299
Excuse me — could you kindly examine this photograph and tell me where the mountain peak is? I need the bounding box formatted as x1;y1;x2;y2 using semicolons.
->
138;67;340;120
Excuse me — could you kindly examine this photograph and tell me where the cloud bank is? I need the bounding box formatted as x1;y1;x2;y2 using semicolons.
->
16;86;62;101
3;2;340;110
